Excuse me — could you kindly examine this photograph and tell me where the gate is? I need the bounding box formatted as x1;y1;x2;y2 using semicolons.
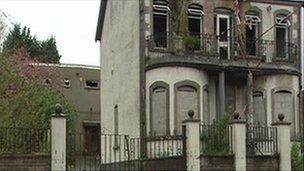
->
246;126;278;155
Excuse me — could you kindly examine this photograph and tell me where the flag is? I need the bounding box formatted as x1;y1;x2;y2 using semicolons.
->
234;0;241;25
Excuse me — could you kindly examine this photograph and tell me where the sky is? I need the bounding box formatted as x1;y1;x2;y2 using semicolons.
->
0;0;100;66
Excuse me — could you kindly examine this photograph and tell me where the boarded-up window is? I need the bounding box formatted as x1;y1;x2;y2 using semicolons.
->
253;91;266;125
176;85;199;134
273;90;294;135
151;86;168;136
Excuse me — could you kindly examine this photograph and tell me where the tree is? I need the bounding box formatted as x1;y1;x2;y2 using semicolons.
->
0;48;75;130
2;24;61;63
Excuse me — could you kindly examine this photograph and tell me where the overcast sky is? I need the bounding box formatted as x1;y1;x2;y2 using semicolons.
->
0;0;100;66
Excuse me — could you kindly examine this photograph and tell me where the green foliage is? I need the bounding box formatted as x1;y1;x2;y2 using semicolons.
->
0;52;75;130
2;24;61;63
201;114;231;155
184;36;200;51
291;139;304;171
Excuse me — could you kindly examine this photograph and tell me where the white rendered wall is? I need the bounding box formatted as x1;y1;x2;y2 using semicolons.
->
146;67;209;135
100;0;140;137
254;74;300;133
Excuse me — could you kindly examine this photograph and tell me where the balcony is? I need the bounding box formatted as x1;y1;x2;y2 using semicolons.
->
146;33;299;70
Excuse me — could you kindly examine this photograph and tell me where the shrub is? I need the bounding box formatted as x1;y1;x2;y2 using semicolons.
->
291;138;304;171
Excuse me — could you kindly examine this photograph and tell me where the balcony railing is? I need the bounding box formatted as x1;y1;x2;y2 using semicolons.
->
147;33;298;64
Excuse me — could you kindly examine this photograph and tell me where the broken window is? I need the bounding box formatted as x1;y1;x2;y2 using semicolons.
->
187;4;204;51
153;0;170;48
150;83;169;136
64;79;71;88
176;84;199;134
253;91;266;125
275;14;291;59
85;80;99;89
245;12;261;56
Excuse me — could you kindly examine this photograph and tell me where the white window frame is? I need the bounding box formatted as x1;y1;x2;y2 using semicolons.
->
84;80;100;89
245;15;261;26
276;16;291;28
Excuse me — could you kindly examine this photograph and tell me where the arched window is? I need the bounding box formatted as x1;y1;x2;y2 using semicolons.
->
153;0;170;48
245;10;261;56
188;4;204;36
150;81;169;136
253;91;266;125
175;81;200;134
275;12;291;59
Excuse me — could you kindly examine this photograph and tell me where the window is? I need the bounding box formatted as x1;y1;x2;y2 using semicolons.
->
203;85;209;124
275;14;291;59
114;105;118;135
253;91;266;125
225;84;235;114
85;80;99;89
175;82;199;134
153;0;169;48
245;11;261;56
187;4;204;51
150;82;169;136
216;14;231;59
64;79;71;88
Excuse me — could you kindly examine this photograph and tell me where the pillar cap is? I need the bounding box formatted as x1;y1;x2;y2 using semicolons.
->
182;118;200;123
52;103;66;118
271;121;291;126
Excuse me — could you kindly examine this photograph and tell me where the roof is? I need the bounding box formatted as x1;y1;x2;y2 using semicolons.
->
32;63;100;70
95;0;108;41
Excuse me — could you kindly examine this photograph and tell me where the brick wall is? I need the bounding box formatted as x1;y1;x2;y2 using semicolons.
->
247;155;279;171
142;156;186;171
200;155;234;171
0;154;50;171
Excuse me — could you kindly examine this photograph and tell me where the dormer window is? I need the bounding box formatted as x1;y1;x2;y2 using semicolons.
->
153;0;169;48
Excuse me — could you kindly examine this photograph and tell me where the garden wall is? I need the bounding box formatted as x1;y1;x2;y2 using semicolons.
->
0;154;50;171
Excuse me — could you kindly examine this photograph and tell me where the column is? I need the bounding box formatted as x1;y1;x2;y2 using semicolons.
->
272;114;291;171
51;104;66;171
219;71;225;118
229;114;246;171
182;110;200;171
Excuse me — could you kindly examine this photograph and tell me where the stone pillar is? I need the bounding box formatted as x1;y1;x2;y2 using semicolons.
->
219;71;225;118
229;114;246;171
51;104;66;171
272;114;291;171
182;110;200;171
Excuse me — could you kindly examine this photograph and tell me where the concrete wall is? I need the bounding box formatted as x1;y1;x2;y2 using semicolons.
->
200;155;234;171
100;0;141;137
246;156;279;171
146;66;208;134
0;155;50;171
60;66;100;133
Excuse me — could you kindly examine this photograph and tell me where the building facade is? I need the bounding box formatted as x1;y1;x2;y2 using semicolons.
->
37;63;101;153
96;0;303;139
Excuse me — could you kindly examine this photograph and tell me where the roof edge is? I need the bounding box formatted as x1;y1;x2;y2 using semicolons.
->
95;0;108;42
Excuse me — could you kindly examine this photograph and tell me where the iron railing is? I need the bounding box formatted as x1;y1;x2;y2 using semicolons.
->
0;127;50;154
200;125;233;155
246;126;278;155
147;33;298;63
